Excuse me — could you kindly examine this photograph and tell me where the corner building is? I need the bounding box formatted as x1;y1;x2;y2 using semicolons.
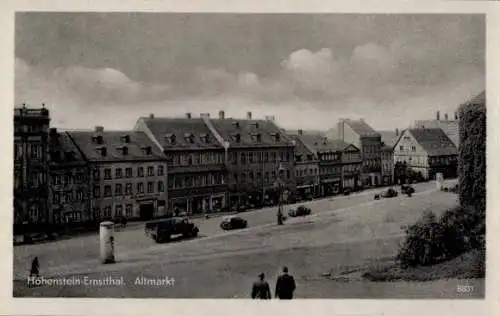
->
68;127;168;221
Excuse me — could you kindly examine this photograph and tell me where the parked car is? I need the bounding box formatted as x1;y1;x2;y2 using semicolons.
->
145;217;199;243
374;188;398;200
288;205;312;217
220;216;248;230
401;185;415;196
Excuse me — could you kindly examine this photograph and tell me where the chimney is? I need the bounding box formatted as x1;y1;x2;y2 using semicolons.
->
186;112;192;119
338;119;345;141
219;110;225;120
444;113;449;121
95;126;104;135
149;113;154;119
298;129;303;135
395;128;399;136
247;111;252;120
436;111;440;121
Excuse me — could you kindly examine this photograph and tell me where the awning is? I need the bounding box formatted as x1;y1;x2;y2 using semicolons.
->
321;178;341;184
297;184;314;189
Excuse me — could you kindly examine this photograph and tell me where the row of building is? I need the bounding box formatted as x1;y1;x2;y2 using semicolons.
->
15;92;482;231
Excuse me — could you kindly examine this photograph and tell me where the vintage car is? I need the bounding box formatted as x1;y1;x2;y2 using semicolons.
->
374;188;398;200
145;217;199;243
401;185;416;196
220;216;248;230
288;205;312;217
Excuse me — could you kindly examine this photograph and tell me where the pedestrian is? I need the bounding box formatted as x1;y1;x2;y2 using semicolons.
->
251;273;271;299
30;256;40;277
275;266;296;299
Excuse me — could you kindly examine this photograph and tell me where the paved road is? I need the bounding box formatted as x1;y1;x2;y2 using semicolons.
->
14;181;444;278
13;179;480;298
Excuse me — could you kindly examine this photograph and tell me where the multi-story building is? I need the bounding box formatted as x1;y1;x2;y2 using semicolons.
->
380;145;394;185
13;105;51;234
135;113;227;214
336;119;382;187
340;142;362;190
413;111;459;147
287;130;320;200
48;128;91;226
205;111;296;208
68;127;168;221
305;136;343;196
393;128;457;180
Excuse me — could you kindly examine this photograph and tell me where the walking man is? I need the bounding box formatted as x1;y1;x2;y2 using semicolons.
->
275;266;296;299
30;256;40;277
251;273;271;299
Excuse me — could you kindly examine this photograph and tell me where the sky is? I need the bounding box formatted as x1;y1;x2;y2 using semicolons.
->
15;13;485;131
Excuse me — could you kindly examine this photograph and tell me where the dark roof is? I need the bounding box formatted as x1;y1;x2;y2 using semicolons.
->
140;117;223;150
288;135;317;159
211;118;293;148
408;128;457;156
344;119;380;137
378;130;400;148
298;134;351;153
49;132;86;167
67;130;164;162
412;120;459;147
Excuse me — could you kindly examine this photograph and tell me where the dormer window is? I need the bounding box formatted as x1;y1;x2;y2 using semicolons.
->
270;132;281;142
121;135;130;143
122;146;129;155
97;147;107;157
165;133;176;145
200;133;210;144
250;122;259;129
250;132;261;143
184;132;195;144
141;146;152;155
233;121;240;129
93;135;104;144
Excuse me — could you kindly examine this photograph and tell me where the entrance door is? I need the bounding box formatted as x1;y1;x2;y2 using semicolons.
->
139;203;154;220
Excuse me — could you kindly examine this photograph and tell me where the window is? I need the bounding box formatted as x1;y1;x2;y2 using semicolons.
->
157;181;164;192
411;146;416;152
54;175;62;185
264;152;269;162
126;204;133;217
126;168;133;178
138;167;144;177
28;205;39;222
93;169;100;180
104;206;112;218
115;168;123;179
104;168;112;180
125;183;132;195
137;182;144;194
240;153;246;164
271;171;276;179
148;166;154;177
147;182;154;193
158;165;164;176
115;184;122;195
115;205;123;217
76;190;84;201
64;174;71;185
93;207;101;219
271;152;276;162
75;172;83;183
104;185;112;197
249;152;254;163
186;176;193;187
287;170;291;179
249;172;254;181
93;185;101;198
399;145;403;151
30;144;40;160
53;192;60;205
265;172;269;183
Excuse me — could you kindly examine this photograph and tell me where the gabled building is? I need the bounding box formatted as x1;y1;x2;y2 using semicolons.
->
205;111;296;208
336;119;382;187
287;130;320;200
68;127;168;221
48;128;91;226
135;113;227;215
13;105;51;235
393;128;458;180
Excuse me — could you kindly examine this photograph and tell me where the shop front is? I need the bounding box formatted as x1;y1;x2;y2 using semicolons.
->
321;178;341;197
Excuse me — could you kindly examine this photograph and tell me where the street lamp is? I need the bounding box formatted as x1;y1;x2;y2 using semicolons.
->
276;164;287;225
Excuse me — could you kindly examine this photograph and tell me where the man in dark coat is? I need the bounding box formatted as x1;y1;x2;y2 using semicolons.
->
251;273;271;299
30;256;40;277
275;266;296;299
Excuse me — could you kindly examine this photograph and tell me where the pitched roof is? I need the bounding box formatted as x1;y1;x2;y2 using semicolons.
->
211;118;293;148
141;117;223;150
344;119;380;137
298;134;351;153
378;130;400;148
407;128;457;156
67;130;164;162
49;131;86;167
289;135;316;158
412;120;459;147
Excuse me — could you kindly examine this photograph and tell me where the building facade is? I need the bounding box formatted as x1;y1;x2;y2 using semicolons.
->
341;143;362;190
393;128;458;180
13;106;51;234
413;111;459;147
337;119;382;187
206;111;296;208
135;114;227;215
288;130;320;200
381;145;394;185
68;127;168;221
48;129;91;226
